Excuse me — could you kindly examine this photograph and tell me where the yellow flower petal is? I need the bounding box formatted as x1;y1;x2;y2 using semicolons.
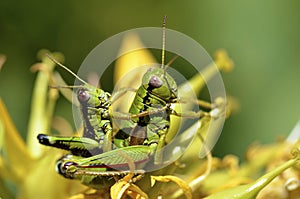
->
114;32;156;85
67;189;109;199
27;50;63;158
0;118;4;150
51;116;74;136
0;54;6;71
110;178;149;199
204;158;298;199
167;50;232;143
52;71;78;105
18;150;86;199
113;33;157;113
0;98;33;181
125;183;149;199
151;175;192;199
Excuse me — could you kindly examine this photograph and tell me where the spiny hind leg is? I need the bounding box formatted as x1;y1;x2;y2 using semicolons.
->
37;134;101;157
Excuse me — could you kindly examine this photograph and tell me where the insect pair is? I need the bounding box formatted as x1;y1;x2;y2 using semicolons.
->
37;17;224;190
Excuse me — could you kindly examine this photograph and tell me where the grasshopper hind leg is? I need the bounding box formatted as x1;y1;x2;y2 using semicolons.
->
37;134;102;157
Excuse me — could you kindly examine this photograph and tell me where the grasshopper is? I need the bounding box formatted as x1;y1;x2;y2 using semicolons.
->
110;16;218;165
36;57;148;189
37;59;114;156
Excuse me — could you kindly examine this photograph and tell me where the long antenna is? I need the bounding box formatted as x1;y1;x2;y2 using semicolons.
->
160;15;176;97
161;15;167;69
49;85;85;89
46;53;88;85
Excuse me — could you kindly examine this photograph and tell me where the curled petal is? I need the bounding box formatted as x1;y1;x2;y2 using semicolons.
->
111;179;148;199
151;175;192;199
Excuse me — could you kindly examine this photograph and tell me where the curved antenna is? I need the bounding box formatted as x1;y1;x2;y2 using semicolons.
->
49;85;85;89
46;53;88;85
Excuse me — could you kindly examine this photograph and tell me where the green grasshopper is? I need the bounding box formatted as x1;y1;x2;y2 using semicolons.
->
37;58;114;156
36;57;147;189
110;17;216;165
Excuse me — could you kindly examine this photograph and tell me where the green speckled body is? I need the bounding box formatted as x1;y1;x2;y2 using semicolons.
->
78;85;112;152
37;84;114;156
128;67;178;164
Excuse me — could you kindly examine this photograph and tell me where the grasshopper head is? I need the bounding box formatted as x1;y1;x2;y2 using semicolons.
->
77;85;111;108
143;67;177;101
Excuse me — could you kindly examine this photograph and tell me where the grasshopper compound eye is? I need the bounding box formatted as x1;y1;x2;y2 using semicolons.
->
149;75;163;88
77;89;90;102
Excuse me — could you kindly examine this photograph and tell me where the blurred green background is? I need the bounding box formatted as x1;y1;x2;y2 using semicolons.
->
1;0;300;158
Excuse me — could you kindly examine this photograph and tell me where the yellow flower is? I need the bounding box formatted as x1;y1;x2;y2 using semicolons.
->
5;31;298;199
